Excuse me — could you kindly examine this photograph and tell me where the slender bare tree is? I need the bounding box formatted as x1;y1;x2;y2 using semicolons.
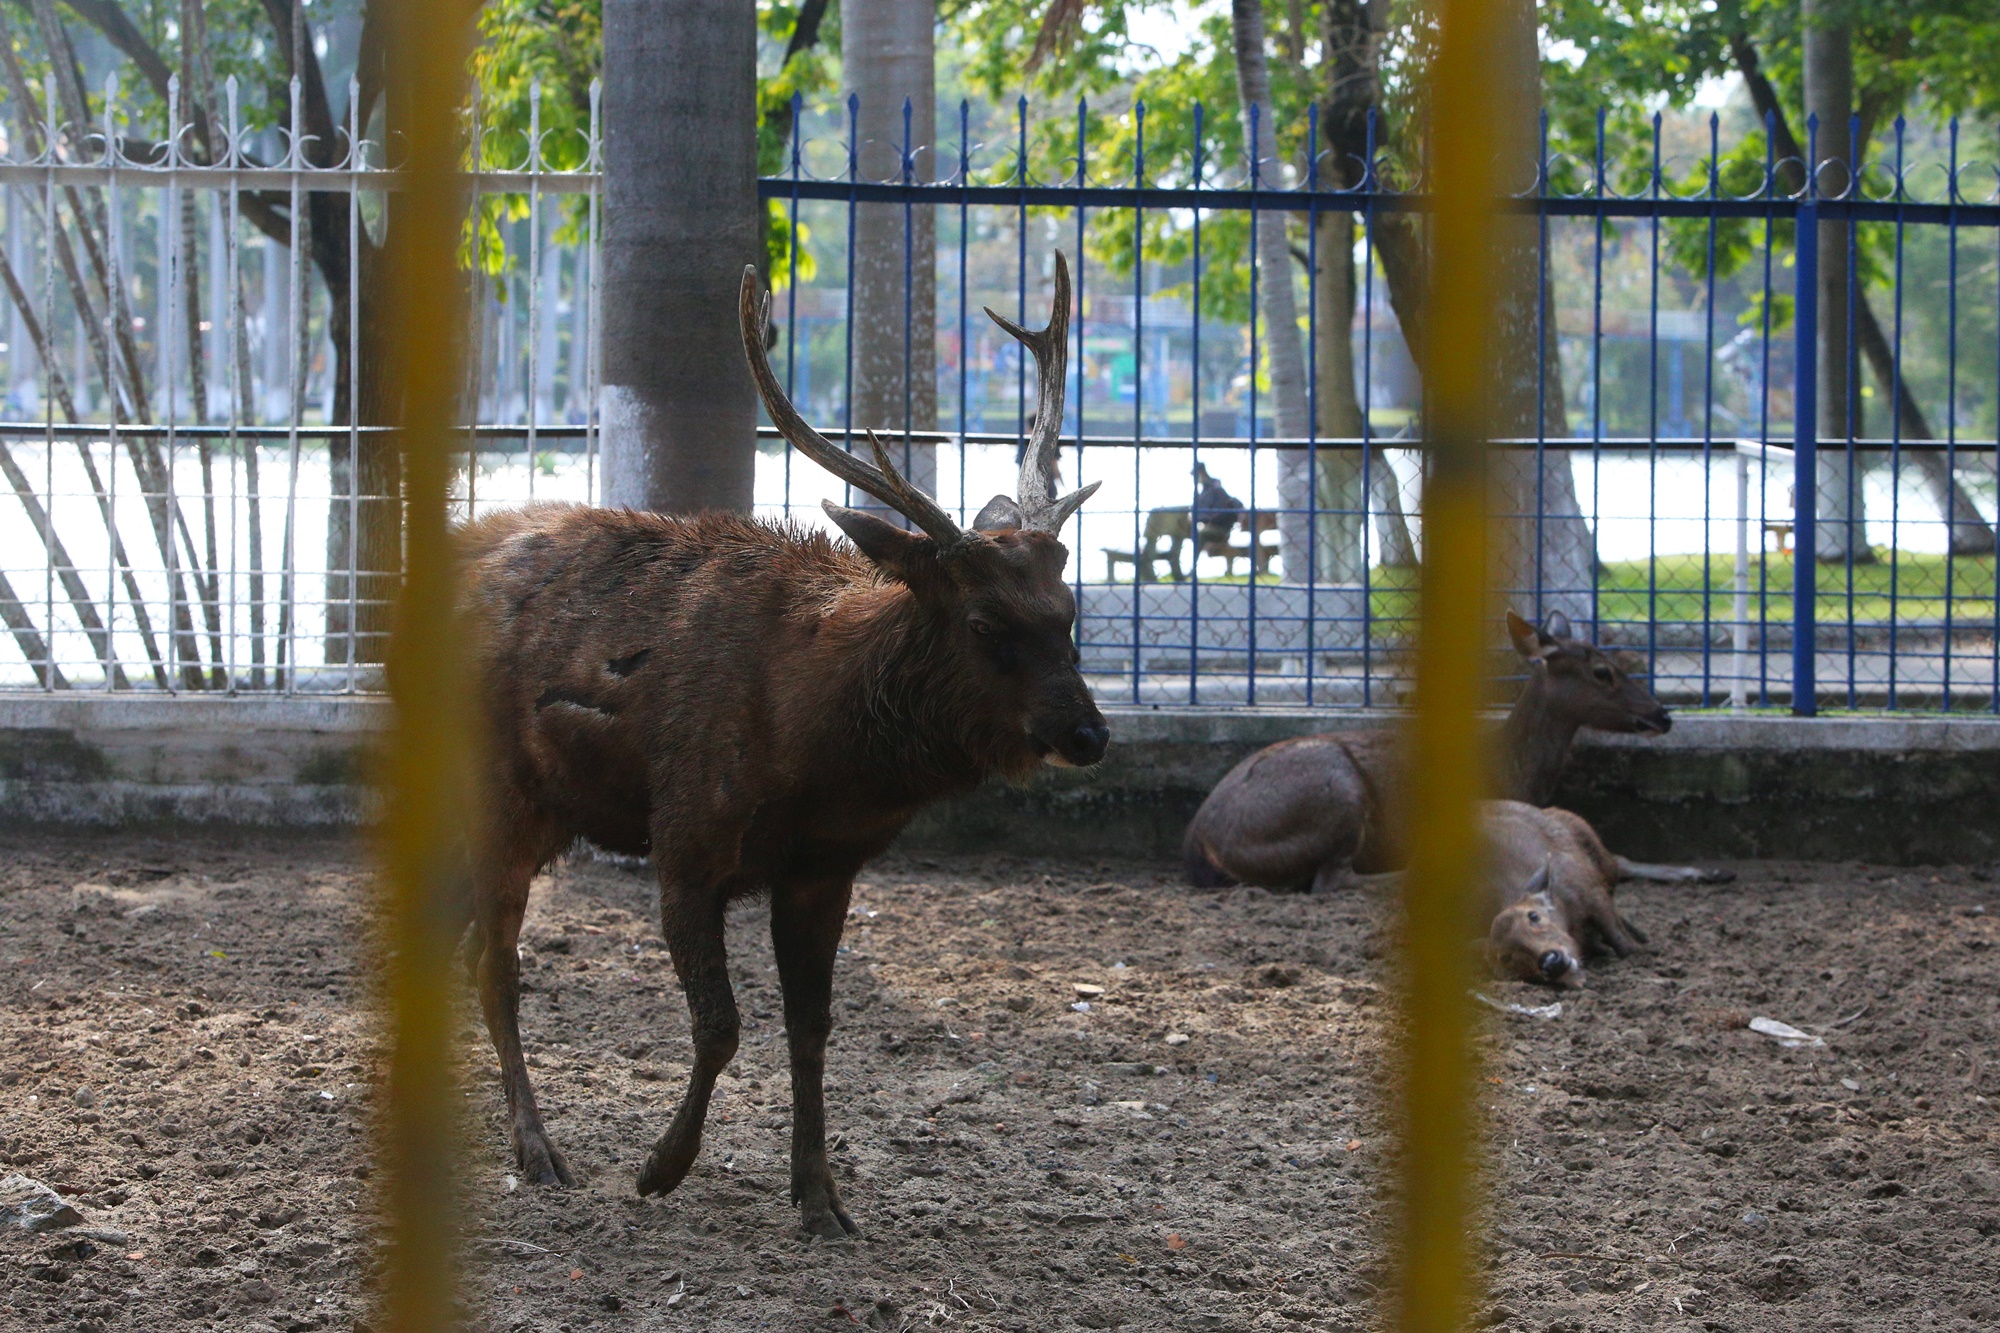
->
1316;0;1417;575
1802;0;1869;564
1228;0;1312;580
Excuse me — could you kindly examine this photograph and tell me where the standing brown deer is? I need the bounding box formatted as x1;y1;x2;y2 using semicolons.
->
455;254;1107;1238
1181;610;1690;893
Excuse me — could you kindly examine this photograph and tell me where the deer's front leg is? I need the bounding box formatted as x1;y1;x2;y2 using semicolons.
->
637;878;738;1198
770;875;857;1239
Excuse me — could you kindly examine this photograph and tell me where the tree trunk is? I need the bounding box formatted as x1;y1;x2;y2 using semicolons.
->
1228;0;1311;581
845;0;938;518
1483;0;1596;623
1803;0;1871;563
1728;23;1983;559
225;0;403;671
331;227;403;671
1374;182;1596;613
1313;208;1366;583
600;0;760;514
1317;0;1416;575
1852;288;1996;555
318;189;402;671
1314;208;1419;576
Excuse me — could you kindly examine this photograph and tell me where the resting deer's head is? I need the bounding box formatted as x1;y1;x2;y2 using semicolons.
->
740;253;1110;774
1486;863;1585;989
1507;609;1671;736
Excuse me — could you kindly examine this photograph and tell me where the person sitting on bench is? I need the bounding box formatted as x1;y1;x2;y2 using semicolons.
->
1192;463;1243;549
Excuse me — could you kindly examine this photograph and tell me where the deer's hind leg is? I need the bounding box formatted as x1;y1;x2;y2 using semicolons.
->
770;873;858;1239
471;811;574;1186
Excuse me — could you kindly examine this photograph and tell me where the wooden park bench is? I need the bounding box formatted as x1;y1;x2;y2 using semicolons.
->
1104;506;1281;582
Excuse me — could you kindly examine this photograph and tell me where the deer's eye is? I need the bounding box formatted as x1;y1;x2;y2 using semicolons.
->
1527;911;1541;924
1592;664;1615;684
969;618;1018;671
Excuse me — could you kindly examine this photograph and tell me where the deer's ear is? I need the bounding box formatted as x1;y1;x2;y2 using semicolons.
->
1543;609;1573;642
973;495;1025;532
1506;610;1550;661
824;502;934;580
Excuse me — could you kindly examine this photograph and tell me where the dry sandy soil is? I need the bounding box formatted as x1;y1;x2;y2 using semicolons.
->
2;831;1997;1333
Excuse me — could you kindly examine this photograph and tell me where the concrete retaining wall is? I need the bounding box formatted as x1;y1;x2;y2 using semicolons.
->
905;710;2000;866
0;696;386;828
3;695;1997;864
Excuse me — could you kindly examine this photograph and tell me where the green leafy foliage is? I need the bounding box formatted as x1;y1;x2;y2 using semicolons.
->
937;0;1338;325
468;0;602;274
474;0;601;171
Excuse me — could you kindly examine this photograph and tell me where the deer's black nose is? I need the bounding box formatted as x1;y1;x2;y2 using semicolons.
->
1066;723;1111;766
1539;950;1570;979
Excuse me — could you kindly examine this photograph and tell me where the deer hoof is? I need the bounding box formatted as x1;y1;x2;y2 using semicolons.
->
1698;867;1736;884
516;1132;575;1188
800;1202;860;1240
635;1143;697;1197
795;1175;860;1239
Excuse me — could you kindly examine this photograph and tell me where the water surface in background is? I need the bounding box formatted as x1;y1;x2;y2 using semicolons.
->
0;440;1989;687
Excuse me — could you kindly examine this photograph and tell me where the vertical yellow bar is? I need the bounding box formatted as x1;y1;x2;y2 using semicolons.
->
375;3;480;1331
1395;0;1519;1330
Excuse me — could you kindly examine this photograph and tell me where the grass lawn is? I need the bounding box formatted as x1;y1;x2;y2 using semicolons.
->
1592;551;1997;627
1163;551;1998;629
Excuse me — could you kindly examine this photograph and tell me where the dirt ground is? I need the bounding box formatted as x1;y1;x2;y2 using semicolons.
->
2;832;1997;1333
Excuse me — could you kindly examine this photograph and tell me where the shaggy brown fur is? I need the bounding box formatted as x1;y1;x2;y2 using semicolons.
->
454;255;1107;1239
455;499;1108;1239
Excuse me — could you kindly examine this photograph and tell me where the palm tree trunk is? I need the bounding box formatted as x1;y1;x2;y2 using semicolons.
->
600;0;760;513
846;0;938;519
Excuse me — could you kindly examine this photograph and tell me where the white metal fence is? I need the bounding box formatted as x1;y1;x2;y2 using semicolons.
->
0;75;602;692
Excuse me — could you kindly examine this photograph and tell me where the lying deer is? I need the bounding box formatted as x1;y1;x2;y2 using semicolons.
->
1481;800;1649;989
456;254;1105;1238
1182;610;1718;893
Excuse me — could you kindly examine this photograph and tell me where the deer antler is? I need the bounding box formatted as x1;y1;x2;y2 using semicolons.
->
983;251;1100;533
738;267;966;550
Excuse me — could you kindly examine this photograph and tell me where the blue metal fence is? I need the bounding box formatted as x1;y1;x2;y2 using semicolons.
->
1;91;1990;712
757;97;2000;714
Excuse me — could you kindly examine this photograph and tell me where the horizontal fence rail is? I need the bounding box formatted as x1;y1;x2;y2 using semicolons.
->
1;91;1996;713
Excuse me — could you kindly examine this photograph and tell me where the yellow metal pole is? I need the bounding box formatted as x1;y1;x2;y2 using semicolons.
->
375;2;481;1330
1394;0;1522;1329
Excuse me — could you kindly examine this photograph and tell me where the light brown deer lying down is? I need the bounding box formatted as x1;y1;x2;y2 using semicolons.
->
1183;610;1702;894
1482;800;1649;989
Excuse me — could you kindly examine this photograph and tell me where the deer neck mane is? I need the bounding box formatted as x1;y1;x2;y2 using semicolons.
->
1499;669;1582;806
823;577;1025;799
